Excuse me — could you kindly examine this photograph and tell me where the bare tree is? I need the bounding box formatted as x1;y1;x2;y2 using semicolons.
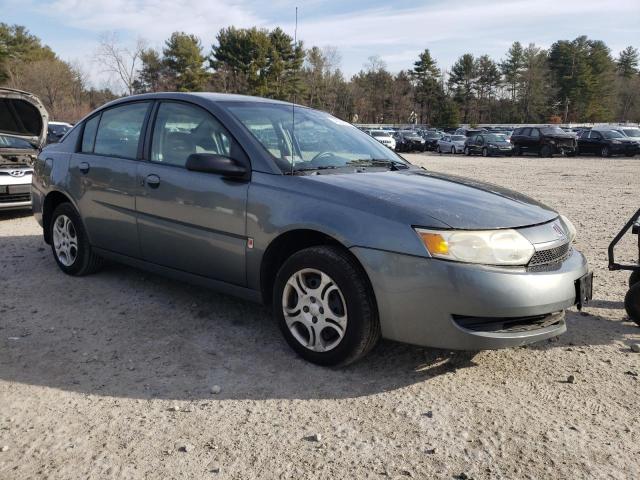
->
95;33;146;95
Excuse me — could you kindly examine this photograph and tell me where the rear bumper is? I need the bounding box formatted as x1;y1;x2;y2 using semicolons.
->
351;246;589;350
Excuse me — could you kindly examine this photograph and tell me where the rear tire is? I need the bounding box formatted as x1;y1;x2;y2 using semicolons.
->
451;146;456;154
630;270;640;288
50;203;103;276
482;147;489;157
513;145;521;156
601;146;611;157
273;246;380;366
436;145;441;153
540;145;552;157
625;282;640;326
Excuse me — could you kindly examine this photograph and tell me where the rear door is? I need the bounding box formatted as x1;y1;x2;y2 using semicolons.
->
68;101;151;258
528;128;541;153
135;100;249;286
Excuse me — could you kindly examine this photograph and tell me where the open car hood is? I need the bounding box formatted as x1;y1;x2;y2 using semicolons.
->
0;88;48;149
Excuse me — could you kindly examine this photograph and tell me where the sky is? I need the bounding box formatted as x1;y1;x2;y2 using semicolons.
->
3;0;640;88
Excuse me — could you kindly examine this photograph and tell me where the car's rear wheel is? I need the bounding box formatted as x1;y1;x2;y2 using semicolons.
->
451;146;456;154
50;203;103;276
513;145;521;156
630;270;640;288
625;282;640;325
601;146;611;157
436;145;441;153
273;246;380;366
625;152;635;157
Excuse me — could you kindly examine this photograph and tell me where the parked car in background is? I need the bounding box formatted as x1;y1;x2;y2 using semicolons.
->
0;88;48;210
455;127;487;137
47;121;73;144
394;130;426;152
421;131;442;151
612;127;640;142
464;133;513;156
510;126;577;157
437;134;466;154
31;92;591;366
366;129;396;150
577;128;639;157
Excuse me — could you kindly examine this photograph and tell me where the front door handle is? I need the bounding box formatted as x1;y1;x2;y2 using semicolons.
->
145;174;160;188
79;162;90;174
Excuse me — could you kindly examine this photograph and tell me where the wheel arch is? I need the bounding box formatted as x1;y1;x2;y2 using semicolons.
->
42;190;76;244
259;229;377;311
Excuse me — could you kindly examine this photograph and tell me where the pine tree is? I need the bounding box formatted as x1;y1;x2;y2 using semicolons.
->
163;32;207;92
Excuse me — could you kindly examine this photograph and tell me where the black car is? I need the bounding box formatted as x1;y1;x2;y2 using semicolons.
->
455;127;487;137
421;131;442;151
394;130;426;152
577;129;639;157
463;133;513;157
510;126;576;157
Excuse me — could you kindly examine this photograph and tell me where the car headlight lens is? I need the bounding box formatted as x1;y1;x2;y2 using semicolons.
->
415;228;535;265
611;140;621;144
488;144;497;148
559;215;577;243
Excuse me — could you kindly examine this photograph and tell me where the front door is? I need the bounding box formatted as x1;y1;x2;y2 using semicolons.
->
135;101;249;286
68;101;151;258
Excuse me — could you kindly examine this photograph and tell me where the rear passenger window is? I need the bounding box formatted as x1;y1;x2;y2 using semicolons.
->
151;102;233;168
94;103;149;159
530;129;540;139
81;115;100;153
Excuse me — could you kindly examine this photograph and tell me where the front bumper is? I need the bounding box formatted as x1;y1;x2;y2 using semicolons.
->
489;146;513;156
351;247;589;350
610;143;639;155
0;171;32;210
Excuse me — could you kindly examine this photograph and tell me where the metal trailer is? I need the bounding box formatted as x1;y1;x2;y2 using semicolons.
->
608;208;640;324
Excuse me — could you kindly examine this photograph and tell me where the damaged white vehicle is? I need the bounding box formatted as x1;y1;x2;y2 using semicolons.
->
0;88;48;211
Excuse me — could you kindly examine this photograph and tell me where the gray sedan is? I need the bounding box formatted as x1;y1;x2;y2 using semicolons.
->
31;93;592;366
437;134;466;154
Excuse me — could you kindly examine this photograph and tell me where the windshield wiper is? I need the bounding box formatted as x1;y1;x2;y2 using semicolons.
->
286;165;339;175
347;159;409;170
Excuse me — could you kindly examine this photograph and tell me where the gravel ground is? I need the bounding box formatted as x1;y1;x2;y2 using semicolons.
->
1;153;639;480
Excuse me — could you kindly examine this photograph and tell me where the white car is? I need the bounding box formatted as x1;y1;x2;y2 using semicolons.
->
0;88;48;211
436;134;466;154
367;130;396;150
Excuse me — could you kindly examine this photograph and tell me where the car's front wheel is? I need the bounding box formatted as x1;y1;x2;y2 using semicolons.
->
273;246;380;366
451;146;456;154
625;281;640;325
50;203;103;276
464;147;470;156
482;147;489;157
601;146;611;157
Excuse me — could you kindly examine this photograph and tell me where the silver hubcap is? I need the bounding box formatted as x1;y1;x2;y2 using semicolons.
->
53;215;78;267
282;268;348;353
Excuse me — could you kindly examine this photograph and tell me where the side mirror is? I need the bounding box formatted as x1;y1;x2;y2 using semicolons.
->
185;153;248;179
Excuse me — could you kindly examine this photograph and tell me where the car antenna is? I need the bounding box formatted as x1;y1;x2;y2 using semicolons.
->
290;6;298;176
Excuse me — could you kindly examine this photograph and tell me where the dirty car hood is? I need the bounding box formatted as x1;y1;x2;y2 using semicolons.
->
0;88;48;149
304;169;558;229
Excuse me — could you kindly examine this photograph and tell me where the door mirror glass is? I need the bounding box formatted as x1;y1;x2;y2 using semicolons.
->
185;153;248;178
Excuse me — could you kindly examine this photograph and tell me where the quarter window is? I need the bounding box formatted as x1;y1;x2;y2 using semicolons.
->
93;102;149;159
81;115;100;153
151;102;232;168
529;129;540;139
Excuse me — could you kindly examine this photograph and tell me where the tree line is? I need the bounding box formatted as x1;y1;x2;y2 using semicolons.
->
1;22;639;126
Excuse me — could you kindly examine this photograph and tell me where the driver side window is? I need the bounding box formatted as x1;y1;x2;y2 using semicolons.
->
151;102;232;168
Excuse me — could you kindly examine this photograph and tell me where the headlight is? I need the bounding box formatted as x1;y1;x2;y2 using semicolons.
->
549;140;556;144
611;140;621;144
559;215;577;243
488;144;497;148
415;228;535;266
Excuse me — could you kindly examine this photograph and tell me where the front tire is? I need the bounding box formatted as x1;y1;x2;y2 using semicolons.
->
464;147;470;156
482;147;489;157
451;146;456;154
630;270;640;288
50;203;103;276
601;146;611;157
273;246;380;366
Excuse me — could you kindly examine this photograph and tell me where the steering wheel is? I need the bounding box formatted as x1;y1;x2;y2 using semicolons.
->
309;151;338;165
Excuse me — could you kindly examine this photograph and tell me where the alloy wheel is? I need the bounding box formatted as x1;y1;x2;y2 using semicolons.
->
281;268;348;353
53;214;78;266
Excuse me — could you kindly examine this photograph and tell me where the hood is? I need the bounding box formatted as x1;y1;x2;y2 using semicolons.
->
0;88;49;149
303;169;558;229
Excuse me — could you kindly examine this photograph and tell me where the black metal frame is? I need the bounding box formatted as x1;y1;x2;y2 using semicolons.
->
608;208;640;272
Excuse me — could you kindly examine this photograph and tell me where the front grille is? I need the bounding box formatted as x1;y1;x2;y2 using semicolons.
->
453;311;565;333
528;242;571;267
0;193;31;203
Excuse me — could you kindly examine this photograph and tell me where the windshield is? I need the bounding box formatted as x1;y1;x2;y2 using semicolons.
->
227;103;408;173
602;130;624;139
485;134;507;142
49;124;70;136
451;135;465;141
0;134;34;149
540;127;566;135
622;128;640;137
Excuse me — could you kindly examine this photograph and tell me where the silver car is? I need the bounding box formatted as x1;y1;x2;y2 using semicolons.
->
1;88;48;211
31;93;592;366
437;134;466;154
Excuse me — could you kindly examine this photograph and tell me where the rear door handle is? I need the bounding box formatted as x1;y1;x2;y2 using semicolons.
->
79;162;90;174
145;174;160;188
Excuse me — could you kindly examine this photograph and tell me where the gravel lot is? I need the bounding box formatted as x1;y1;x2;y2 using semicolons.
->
1;154;639;479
